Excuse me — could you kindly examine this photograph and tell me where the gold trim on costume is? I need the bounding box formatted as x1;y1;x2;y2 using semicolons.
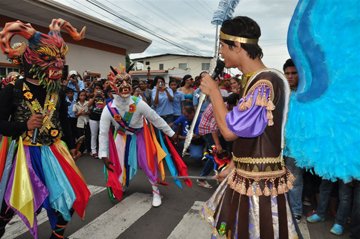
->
220;31;258;44
234;167;287;180
22;83;61;143
238;79;276;126
227;168;295;196
233;154;282;165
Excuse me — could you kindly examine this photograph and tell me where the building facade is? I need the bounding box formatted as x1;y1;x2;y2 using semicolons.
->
132;54;212;78
0;0;151;79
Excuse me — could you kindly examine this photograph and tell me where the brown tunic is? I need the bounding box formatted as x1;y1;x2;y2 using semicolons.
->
202;70;298;239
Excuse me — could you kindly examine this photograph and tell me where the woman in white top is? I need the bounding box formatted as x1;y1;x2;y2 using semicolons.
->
73;90;89;154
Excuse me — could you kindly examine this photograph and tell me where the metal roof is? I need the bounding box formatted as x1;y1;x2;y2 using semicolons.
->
132;53;212;61
0;0;151;54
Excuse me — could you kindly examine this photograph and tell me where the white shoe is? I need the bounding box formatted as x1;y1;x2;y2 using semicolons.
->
152;190;162;207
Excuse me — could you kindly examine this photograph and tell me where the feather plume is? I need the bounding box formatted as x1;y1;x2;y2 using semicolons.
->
211;0;240;25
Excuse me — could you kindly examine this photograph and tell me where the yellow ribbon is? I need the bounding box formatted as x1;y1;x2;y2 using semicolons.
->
10;137;34;227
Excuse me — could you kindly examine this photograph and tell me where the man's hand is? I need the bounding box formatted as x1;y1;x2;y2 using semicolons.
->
200;73;218;96
170;134;178;144
27;114;44;130
215;143;223;152
215;161;234;182
102;157;114;172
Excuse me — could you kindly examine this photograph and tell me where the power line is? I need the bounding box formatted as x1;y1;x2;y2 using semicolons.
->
194;0;214;15
133;0;203;38
86;0;203;55
102;0;200;46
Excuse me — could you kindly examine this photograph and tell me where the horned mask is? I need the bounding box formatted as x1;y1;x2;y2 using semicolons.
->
107;65;133;98
0;19;86;91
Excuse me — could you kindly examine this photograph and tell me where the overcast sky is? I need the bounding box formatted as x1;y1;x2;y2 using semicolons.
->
56;0;298;71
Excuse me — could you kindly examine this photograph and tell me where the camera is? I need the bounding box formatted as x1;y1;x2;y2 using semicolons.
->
159;82;164;87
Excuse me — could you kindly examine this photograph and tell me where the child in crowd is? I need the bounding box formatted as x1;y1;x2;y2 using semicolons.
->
73;90;90;157
169;79;184;120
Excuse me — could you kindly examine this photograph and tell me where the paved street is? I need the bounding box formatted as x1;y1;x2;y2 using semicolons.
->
5;155;351;239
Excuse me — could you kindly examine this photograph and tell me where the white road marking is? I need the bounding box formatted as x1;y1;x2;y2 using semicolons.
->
298;219;311;239
69;192;152;239
4;185;106;239
167;201;211;239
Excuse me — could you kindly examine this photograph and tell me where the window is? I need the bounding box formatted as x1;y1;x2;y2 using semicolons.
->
179;63;187;70
145;61;150;65
202;63;210;71
0;66;20;78
0;67;6;78
159;63;164;70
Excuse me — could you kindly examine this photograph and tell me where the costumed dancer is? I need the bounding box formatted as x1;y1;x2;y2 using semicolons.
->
286;0;360;237
0;19;90;239
99;66;191;207
200;16;298;238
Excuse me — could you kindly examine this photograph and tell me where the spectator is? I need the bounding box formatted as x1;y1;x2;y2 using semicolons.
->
218;76;231;94
229;76;241;94
178;74;194;107
193;72;210;114
283;58;303;223
350;180;360;238
103;79;111;92
67;70;85;99
1;71;19;89
73;90;90;155
172;105;204;161
169;79;184;119
307;180;352;236
65;87;78;138
197;103;222;189
87;83;106;158
139;79;152;105
152;76;174;123
133;86;143;100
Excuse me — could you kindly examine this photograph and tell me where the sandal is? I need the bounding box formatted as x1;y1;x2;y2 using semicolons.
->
197;179;212;189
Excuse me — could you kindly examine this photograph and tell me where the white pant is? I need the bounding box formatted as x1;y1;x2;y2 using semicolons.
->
89;119;99;154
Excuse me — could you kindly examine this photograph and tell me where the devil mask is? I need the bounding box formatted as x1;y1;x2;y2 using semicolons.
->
0;19;86;92
107;65;132;98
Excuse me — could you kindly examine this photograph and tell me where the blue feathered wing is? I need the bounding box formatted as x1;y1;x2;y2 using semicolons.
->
286;0;360;182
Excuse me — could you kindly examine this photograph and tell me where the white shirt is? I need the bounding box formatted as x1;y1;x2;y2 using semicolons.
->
98;95;175;158
72;100;89;128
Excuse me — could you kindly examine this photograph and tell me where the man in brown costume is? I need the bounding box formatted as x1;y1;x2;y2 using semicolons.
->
200;16;298;239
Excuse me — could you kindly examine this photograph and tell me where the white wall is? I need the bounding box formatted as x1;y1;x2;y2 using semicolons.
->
139;55;211;77
62;43;125;78
0;41;126;78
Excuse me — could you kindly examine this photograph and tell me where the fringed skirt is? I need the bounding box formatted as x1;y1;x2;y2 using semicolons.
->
0;137;90;238
106;123;191;201
201;170;299;239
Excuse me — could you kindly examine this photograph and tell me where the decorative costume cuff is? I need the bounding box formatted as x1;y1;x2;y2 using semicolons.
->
226;80;275;137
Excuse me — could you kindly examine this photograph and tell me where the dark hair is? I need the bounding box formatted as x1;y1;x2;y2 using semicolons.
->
183;105;195;114
221;16;263;59
94;82;103;89
283;58;295;71
76;89;87;102
199;71;208;78
169;79;178;86
224;92;240;105
152;75;165;88
181;74;192;87
65;87;74;93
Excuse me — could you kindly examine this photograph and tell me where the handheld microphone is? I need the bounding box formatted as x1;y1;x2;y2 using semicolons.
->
211;59;225;80
31;128;39;144
31;113;42;145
